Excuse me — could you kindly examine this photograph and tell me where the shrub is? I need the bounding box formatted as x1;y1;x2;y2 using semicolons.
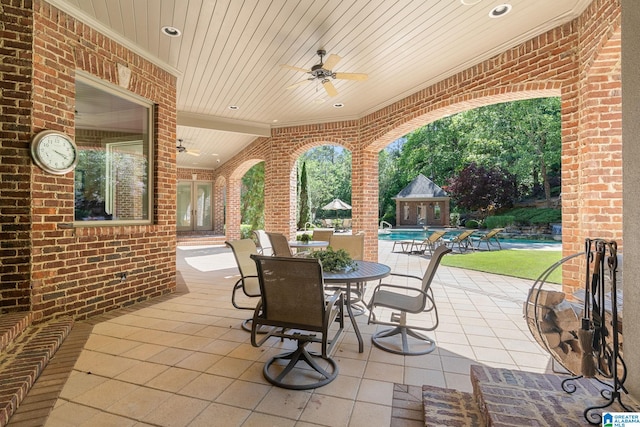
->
502;208;561;225
450;212;461;227
240;224;253;239
485;215;515;229
465;219;480;229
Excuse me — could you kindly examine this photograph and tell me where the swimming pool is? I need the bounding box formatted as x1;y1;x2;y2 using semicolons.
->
378;229;560;246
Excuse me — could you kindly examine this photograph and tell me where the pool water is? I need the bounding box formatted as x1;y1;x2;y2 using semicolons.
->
378;229;560;246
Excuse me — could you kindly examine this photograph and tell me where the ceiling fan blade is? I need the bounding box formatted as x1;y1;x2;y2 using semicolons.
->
322;54;341;71
322;79;338;97
334;72;368;81
280;64;310;73
186;150;200;157
286;79;312;90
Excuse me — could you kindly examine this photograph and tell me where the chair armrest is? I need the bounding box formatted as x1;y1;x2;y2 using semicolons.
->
389;272;423;282
370;282;429;298
325;291;341;306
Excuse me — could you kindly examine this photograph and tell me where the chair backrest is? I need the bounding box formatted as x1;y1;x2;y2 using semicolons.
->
312;229;334;242
253;230;272;255
420;245;452;293
342;219;352;228
225;239;260;295
455;229;475;242
322;219;334;228
251;255;326;328
427;230;447;243
266;232;293;257
329;232;365;260
483;228;504;239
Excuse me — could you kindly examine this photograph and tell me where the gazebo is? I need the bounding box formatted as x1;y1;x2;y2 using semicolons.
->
394;174;450;227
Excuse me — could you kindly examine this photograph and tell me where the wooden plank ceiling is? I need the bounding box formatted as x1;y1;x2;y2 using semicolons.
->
49;0;591;169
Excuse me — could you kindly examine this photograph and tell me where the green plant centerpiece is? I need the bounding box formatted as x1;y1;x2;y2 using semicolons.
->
308;247;357;273
298;233;311;243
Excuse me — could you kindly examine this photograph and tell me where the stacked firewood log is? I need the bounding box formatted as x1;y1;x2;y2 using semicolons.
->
525;288;623;377
525;288;582;374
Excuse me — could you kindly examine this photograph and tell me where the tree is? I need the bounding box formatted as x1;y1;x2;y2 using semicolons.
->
447;162;518;216
241;162;265;229
297;162;311;229
298;146;351;220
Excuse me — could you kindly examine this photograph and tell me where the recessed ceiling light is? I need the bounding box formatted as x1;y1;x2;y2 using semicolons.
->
228;105;239;110
333;103;344;108
460;0;482;5
161;26;182;37
272;119;278;123
489;4;512;18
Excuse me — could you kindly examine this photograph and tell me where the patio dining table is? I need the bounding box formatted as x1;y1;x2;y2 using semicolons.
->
288;240;330;250
323;260;391;353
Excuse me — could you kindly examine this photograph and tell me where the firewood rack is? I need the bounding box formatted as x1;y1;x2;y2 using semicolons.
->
524;238;631;425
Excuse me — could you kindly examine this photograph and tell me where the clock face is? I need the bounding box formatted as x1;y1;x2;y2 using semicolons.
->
31;131;79;175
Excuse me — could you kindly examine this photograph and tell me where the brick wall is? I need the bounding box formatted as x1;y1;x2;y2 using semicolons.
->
214;0;622;292
0;0;33;312
20;1;178;321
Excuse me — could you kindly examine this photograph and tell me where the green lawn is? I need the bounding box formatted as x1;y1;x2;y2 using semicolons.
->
440;250;563;284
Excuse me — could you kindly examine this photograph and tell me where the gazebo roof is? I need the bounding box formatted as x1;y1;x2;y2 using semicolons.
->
394;174;448;199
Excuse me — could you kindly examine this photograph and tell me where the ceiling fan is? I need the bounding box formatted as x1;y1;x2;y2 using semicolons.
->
281;49;368;97
176;139;200;156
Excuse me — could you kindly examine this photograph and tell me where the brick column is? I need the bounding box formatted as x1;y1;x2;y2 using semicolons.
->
214;176;226;235
352;147;379;261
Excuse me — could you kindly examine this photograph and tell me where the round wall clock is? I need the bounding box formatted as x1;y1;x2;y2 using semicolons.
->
31;130;79;175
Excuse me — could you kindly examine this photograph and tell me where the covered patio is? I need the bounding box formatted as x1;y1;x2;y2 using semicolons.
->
3;0;640;423
22;241;560;425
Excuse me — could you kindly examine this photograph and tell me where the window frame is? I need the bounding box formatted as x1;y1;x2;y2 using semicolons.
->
74;72;155;226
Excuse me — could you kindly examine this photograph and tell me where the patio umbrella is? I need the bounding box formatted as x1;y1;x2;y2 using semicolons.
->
322;198;352;220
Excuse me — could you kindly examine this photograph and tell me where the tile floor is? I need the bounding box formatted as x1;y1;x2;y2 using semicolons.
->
43;240;556;426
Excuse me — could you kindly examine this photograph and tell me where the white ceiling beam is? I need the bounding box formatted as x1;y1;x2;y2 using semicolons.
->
177;112;272;137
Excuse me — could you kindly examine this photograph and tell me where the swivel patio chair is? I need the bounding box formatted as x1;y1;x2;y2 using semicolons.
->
250;254;344;390
367;245;451;355
253;229;273;256
225;239;261;332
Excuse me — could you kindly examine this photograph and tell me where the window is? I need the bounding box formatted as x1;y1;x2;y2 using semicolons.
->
74;74;153;224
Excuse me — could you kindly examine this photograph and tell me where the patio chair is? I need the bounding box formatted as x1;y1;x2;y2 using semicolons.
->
250;254;344;389
410;230;447;255
473;228;504;251
253;229;273;256
392;239;414;253
225;239;261;331
322;219;335;229
312;229;334;243
367;245;451;355
443;229;476;252
326;232;367;310
341;218;352;231
266;232;295;257
328;231;365;261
